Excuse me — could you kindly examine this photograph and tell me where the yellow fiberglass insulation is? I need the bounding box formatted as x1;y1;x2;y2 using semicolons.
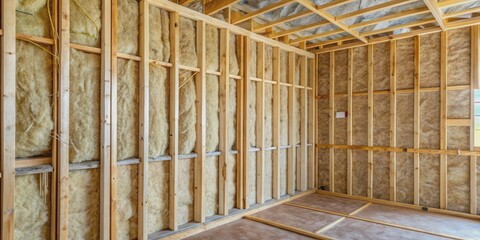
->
149;64;170;158
147;161;169;233
117;165;138;240
117;59;139;160
69;49;101;163
16;0;51;37
118;0;139;55
206;25;220;151
16;40;54;158
70;0;101;47
149;6;170;62
14;174;50;240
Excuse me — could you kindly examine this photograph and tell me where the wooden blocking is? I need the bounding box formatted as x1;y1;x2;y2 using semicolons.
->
138;0;150;238
219;28;230;215
287;52;296;195
169;11;180;231
272;47;281;199
256;42;265;204
1;0;16;239
194;20;206;222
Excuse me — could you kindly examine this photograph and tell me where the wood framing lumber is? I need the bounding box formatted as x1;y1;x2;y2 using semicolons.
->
336;0;418;21
194;20;207;222
422;0;447;30
100;0;112;238
413;36;420;205
1;0;15;238
236;34;245;209
347;49;353;195
252;11;313;32
287;52;296;195
360;18;437;37
138;0;149;238
231;0;292;25
169;11;180;231
219;28;230;215
242;36;251;209
244;215;331;239
272;47;281;199
440;31;447;210
348;6;430;30
295;0;369;43
268;21;329;39
473;25;480;90
367;45;374;199
300;55;308;191
329;52;335;192
389;40;397;202
256;42;265;204
316;144;480;156
205;0;239;15
471;26;478;215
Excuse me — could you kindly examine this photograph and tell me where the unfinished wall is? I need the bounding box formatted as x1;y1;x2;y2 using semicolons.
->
317;27;476;214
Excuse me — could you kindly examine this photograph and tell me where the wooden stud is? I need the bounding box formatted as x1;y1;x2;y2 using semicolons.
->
236;34;245;208
138;0;150;238
242;36;251;208
347;49;353;195
329;52;335;193
287;52;296;195
474;25;480;90
194;20;206;222
313;56;318;189
169;11;180;231
110;0;119;237
367;45;374;199
1;0;15;239
219;28;230;215
309;57;316;189
57;0;70;237
389;40;397;202
272;47;281;199
471;26;478;215
100;0;112;238
413;36;420;205
256;42;265;204
300;55;308;191
440;31;448;210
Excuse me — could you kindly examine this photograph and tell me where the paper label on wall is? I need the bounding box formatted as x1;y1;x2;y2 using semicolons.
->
336;112;346;119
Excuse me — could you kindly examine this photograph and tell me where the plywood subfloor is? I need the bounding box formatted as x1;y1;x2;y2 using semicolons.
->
186;193;480;240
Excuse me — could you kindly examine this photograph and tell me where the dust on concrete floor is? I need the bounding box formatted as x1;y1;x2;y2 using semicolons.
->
186;194;480;240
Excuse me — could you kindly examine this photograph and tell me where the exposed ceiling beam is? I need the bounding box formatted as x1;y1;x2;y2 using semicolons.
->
446;16;480;29
205;0;239;15
444;6;480;19
438;0;478;8
336;0;418;21
290;29;344;44
422;0;447;30
231;0;293;25
179;0;195;6
349;6;430;29
268;20;330;38
252;11;314;32
306;36;356;49
295;0;369;43
360;18;437;37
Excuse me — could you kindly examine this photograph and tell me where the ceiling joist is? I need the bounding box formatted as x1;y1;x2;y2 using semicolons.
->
295;0;369;43
349;6;430;29
422;0;447;30
336;0;418;21
231;0;293;25
205;0;239;15
360;18;437;37
268;20;330;38
252;11;314;32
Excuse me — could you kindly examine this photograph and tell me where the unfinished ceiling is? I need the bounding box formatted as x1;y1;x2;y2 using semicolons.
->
180;0;480;52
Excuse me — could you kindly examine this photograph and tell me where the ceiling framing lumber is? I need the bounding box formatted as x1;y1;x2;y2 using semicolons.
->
349;6;430;29
295;0;369;43
252;11;313;32
438;0;478;8
268;20;330;38
447;16;480;30
205;0;239;15
290;28;344;44
231;0;293;25
422;0;447;30
307;36;356;49
444;6;480;19
360;18;437;37
336;0;418;21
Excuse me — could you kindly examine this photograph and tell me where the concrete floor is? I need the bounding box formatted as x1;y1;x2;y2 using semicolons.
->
186;193;480;240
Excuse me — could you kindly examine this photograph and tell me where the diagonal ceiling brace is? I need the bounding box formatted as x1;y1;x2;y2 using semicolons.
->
422;0;447;30
295;0;369;43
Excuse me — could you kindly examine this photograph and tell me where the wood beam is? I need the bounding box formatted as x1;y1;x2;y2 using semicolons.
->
360;18;437;37
269;21;330;39
444;6;480;19
347;49;353;195
256;42;265;204
253;11;313;32
194;20;206;222
231;0;292;25
470;25;478;215
138;0;150;238
290;29;344;45
349;6;430;30
100;0;112;238
390;40;397;202
236;35;245;209
438;0;478;8
287;52;296;195
205;0;239;15
300;55;308;191
295;0;368;43
1;0;15;238
219;28;230;215
169;11;180;231
422;0;447;30
336;0;418;21
413;36;420;205
447;16;480;30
